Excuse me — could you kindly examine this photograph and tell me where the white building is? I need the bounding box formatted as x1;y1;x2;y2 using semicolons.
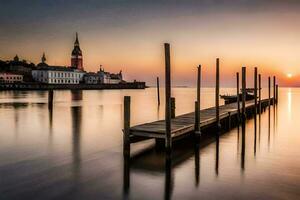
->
31;54;85;84
0;73;23;83
98;71;110;84
32;67;85;84
83;68;123;84
98;68;123;84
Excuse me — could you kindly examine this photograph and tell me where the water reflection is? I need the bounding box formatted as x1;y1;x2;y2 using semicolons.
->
237;124;240;153
194;141;200;187
215;135;220;176
71;105;82;179
48;103;53;135
287;88;292;118
71;90;83;101
164;153;173;200
13;106;20;138
259;107;261;148
1;88;300;199
124;138;203;200
273;102;277;139
123;156;130;199
268;106;271;149
241;120;246;171
254;111;257;156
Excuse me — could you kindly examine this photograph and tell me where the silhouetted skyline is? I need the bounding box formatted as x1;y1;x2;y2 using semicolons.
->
1;0;300;86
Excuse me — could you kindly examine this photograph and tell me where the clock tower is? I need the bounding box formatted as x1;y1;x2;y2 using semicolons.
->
71;33;83;71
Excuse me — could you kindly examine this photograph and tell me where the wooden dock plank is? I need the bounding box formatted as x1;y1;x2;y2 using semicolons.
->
130;98;271;138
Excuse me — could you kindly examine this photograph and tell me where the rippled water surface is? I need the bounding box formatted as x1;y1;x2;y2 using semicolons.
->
0;88;299;200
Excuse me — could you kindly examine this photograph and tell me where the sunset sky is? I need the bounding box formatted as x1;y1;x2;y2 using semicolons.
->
0;0;300;86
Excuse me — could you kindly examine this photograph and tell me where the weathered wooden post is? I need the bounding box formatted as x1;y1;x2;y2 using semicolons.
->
242;67;246;120
254;67;258;114
194;141;200;186
276;84;279;104
171;97;175;118
236;72;240;121
273;76;276;104
195;101;200;134
216;58;221;131
123;96;131;156
157;77;160;106
268;76;271;107
195;65;201;136
254;68;258;155
259;74;262;113
164;43;172;151
241;67;246;170
48;90;54;109
165;153;172;200
123;154;130;195
197;65;201;111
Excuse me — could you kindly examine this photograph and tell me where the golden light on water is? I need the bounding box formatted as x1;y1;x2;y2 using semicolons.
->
288;88;292;118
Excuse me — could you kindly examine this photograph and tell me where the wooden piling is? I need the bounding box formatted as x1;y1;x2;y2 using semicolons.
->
48;90;54;109
164;43;172;151
157;77;160;106
273;76;276;104
254;68;258;155
276;84;279;104
236;72;240;120
259;74;261;113
123;154;130;195
197;65;201;121
123;96;131;156
216;58;221;130
195;101;200;135
171;97;175;118
268;76;271;107
254;68;258;114
195;65;201;135
242;67;246;120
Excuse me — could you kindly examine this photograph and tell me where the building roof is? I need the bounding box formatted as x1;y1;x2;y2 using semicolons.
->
72;33;82;56
110;73;122;79
34;65;83;72
84;72;98;76
37;62;49;67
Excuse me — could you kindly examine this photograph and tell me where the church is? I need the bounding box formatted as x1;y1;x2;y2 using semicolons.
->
71;33;84;71
31;33;124;85
31;33;86;84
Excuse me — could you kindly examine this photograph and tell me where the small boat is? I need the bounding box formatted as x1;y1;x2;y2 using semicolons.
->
220;88;256;104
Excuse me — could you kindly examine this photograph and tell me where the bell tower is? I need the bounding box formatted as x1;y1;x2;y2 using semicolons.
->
71;32;83;71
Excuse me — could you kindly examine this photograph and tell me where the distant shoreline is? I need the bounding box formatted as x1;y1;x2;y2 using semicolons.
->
0;82;146;90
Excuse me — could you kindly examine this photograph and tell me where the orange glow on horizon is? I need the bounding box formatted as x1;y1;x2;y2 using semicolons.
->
1;5;300;87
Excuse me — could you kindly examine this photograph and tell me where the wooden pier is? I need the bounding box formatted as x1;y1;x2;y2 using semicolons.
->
124;98;272;152
130;99;271;139
122;43;278;156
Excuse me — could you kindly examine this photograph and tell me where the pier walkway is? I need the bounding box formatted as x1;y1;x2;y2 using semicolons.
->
129;98;271;140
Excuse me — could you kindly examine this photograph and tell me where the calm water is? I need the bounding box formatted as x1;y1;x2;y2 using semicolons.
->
0;88;299;200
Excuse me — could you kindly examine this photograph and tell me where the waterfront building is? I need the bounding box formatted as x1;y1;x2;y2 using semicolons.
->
71;33;84;71
3;55;36;82
83;72;100;84
98;68;111;84
32;54;85;84
83;67;124;84
0;72;23;83
109;72;123;84
98;67;123;84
